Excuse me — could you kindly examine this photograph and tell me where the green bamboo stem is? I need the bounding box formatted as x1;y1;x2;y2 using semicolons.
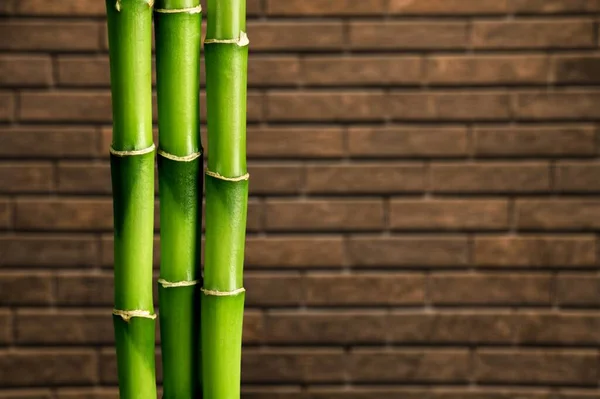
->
154;0;203;398
105;1;157;398
202;0;249;398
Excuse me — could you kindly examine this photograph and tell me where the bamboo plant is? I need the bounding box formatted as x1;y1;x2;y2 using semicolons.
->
154;0;203;398
105;1;157;398
202;0;249;398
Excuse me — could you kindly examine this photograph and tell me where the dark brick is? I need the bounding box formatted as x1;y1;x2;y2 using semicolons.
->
10;0;105;15
0;390;52;399
57;162;111;194
248;127;344;158
0;235;98;268
350;22;468;50
267;0;386;16
0;200;10;230
0;21;100;51
249;22;344;51
0;55;52;87
517;199;600;230
555;161;600;192
389;0;507;14
0;310;11;345
56;389;118;399
248;164;303;195
515;312;600;344
554;55;600;84
16;198;113;231
20;91;112;122
245;237;344;268
516;90;600;120
0;273;53;305
245;273;303;307
0;92;14;121
0;127;98;159
509;0;600;13
57;56;110;86
0;163;53;193
556;274;600;306
56;272;112;306
249;57;300;86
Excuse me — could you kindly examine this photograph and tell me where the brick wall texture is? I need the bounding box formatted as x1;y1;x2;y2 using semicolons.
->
1;0;600;398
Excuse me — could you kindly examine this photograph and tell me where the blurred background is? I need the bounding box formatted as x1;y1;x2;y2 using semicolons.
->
1;0;600;398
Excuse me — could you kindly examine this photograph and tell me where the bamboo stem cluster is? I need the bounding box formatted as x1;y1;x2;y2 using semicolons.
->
105;0;248;397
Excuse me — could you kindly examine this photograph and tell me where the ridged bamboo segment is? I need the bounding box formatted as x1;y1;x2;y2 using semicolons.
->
202;0;249;397
105;0;157;398
154;0;203;397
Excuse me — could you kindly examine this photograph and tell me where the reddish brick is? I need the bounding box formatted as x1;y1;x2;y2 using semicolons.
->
557;274;600;306
245;237;344;268
245;273;303;307
11;0;105;15
0;21;100;51
475;236;596;267
473;20;595;49
267;0;385;15
350;22;468;50
516;199;600;230
553;55;600;84
303;56;422;86
249;57;300;86
348;127;468;158
57;56;110;87
265;200;384;231
474;126;596;157
267;91;386;122
0;309;11;345
475;349;598;385
249;22;344;51
349;349;470;382
248;127;344;158
0;127;98;159
0;163;54;193
431;273;552;305
427;55;548;85
391;199;508;230
516;90;600;120
509;0;600;13
0;55;52;87
57;162;111;194
0;92;14;121
248;164;303;195
56;272;112;306
348;236;468;267
515;312;600;344
431;162;550;193
0;272;53;305
556;161;600;192
306;164;425;194
0;235;98;268
305;273;425;305
389;0;507;14
16;198;113;231
20;91;112;122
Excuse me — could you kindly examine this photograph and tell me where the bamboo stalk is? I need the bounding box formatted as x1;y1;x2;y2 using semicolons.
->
154;0;203;398
202;0;249;397
105;1;157;398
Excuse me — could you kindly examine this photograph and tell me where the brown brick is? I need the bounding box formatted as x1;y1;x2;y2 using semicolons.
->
349;349;470;382
0;21;100;51
427;55;548;85
20;91;112;122
245;273;303;306
431;273;552;305
554;55;600;84
474;126;596;157
0;390;52;399
0;55;52;86
307;388;553;399
56;272;112;306
556;161;600;192
265;200;384;231
17;309;112;345
11;0;105;15
0;200;10;230
248;164;303;195
0;349;96;386
350;22;468;50
57;56;110;86
391;199;508;230
242;349;345;383
388;311;514;344
388;92;510;121
266;311;387;344
246;200;263;232
0;127;98;158
0;272;52;305
16;198;113;231
243;388;304;399
475;349;598;385
249;22;343;51
389;0;507;14
517;199;600;230
0;163;54;193
348;236;468;267
516;90;600;120
249;57;300;86
509;0;600;13
57;162;111;194
515;312;600;344
56;388;118;399
248;127;344;158
306;273;425;305
246;0;262;15
559;391;600;399
0;309;11;345
0;92;14;121
0;235;98;268
245;237;343;268
431;162;550;193
303;56;422;86
348;127;468;158
267;0;385;15
243;311;265;344
267;91;386;122
473;20;595;49
557;274;600;306
475;236;596;267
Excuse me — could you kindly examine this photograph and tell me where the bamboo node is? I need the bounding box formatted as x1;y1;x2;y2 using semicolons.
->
112;309;157;322
155;4;202;13
157;148;202;162
158;278;199;288
110;144;155;157
205;169;250;182
204;31;249;47
147;0;155;7
115;0;121;11
201;287;245;297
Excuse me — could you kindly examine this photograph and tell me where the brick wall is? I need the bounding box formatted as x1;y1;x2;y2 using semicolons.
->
1;0;600;398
